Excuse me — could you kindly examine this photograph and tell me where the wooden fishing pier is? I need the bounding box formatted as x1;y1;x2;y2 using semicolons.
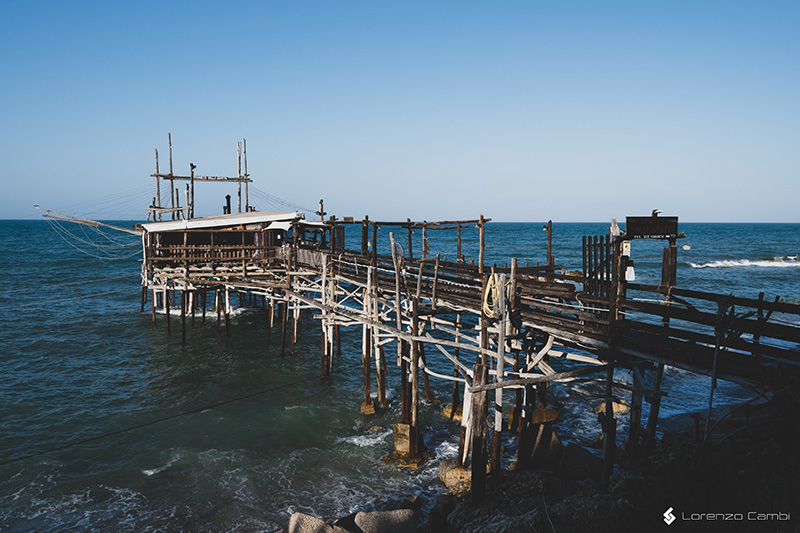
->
52;138;800;500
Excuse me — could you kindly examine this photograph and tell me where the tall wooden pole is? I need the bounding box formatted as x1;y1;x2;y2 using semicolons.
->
478;214;485;274
491;274;507;474
168;133;174;220
243;138;249;212
237;141;242;213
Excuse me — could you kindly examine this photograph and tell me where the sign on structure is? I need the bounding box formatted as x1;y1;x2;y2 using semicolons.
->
625;216;679;239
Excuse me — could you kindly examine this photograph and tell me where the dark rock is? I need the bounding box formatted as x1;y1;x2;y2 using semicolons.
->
559;443;604;483
530;423;563;470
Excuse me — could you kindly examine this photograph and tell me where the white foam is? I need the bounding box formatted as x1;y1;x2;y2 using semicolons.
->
690;258;800;269
343;429;392;448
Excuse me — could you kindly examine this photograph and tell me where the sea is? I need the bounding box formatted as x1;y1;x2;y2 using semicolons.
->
1;218;798;532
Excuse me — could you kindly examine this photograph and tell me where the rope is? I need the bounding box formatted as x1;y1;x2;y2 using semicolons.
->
45;218;142;261
483;274;499;318
249;186;316;213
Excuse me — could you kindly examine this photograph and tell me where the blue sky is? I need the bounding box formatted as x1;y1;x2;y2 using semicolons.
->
2;1;798;222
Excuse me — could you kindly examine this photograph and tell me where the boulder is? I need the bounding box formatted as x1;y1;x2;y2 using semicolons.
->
287;512;349;533
354;509;415;533
439;459;471;488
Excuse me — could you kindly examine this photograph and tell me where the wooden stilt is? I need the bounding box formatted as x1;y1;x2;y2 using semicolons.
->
363;326;373;412
410;298;420;457
321;326;328;378
190;291;196;331
644;362;665;454
280;293;288;356
628;363;645;448
471;363;489;502
165;289;171;335
401;345;410;424
491;274;507;475
601;364;617;487
451;313;462;420
290;299;297;355
215;289;222;332
224;288;230;337
180;290;186;345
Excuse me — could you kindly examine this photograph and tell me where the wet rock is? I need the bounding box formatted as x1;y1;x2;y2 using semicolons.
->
354;509;415;533
400;494;423;511
287;512;350;533
439;459;471;488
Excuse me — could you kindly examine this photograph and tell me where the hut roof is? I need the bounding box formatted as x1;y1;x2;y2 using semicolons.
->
141;211;302;233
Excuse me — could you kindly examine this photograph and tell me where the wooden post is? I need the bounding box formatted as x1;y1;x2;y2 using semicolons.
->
410;298;420;457
480;275;489;365
390;232;403;366
470;363;489;502
601;364;617;488
491;274;507;474
452;313;462;419
280;292;289;356
189;163;195;219
321;325;328;378
371;222;378;264
547;220;553;266
224;287;230;337
407;219;413;260
644;362;665;454
363;326;373;409
361;216;369;256
401;342;411;425
478;214;485;274
243;139;249;211
237;141;242;213
290;299;297;355
372;265;386;408
154;148;161;219
457;224;463;262
421;224;428;260
165;288;171;335
151;289;157;323
510;259;521;430
168;133;174;220
628;363;644;448
180;290;187;345
190;291;196;330
320;257;328;377
216;289;222;332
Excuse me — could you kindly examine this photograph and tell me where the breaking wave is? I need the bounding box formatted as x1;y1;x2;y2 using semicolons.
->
689;257;800;269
